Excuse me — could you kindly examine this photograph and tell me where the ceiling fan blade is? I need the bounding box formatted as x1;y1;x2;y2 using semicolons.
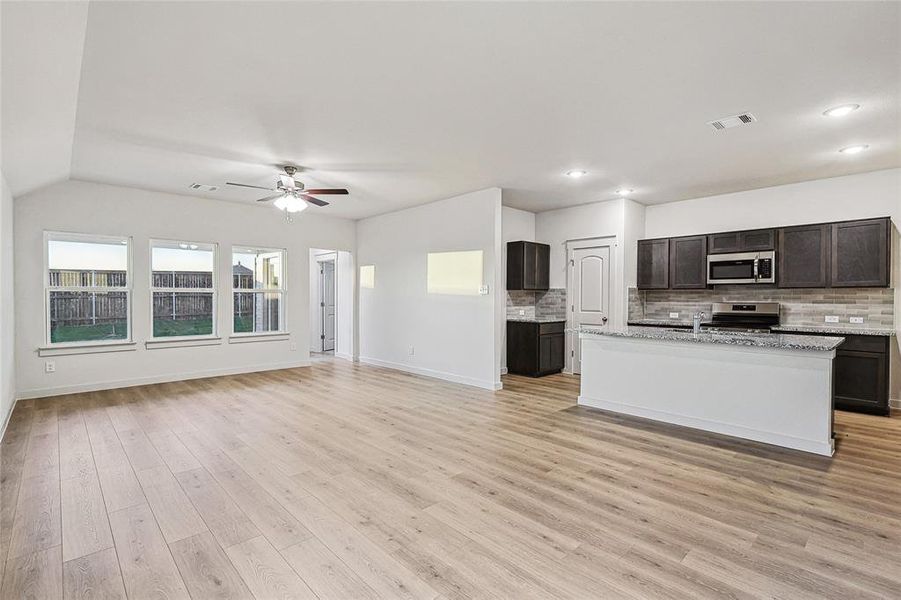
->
227;182;275;191
256;193;283;203
301;194;329;207
302;188;349;195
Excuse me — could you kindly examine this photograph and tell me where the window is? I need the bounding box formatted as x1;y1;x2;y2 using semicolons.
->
151;241;216;338
427;250;483;295
360;265;375;289
46;232;131;345
232;247;285;334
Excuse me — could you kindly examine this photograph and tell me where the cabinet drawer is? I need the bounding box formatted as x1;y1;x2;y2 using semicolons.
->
539;322;565;335
838;335;888;353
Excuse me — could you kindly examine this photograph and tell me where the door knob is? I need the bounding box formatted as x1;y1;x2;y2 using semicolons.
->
602;316;608;323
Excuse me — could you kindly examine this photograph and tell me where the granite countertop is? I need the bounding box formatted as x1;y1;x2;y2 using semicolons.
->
627;319;692;328
581;325;845;352
628;319;895;337
772;324;895;337
506;317;567;323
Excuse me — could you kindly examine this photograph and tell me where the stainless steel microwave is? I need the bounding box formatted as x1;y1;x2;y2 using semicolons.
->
707;251;775;285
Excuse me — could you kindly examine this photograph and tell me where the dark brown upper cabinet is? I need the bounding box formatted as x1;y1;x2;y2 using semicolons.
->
707;229;775;254
506;241;550;291
637;238;669;289
669;235;708;289
777;224;830;288
831;218;890;287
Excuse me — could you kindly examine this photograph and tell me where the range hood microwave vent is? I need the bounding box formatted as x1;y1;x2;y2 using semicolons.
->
707;113;757;131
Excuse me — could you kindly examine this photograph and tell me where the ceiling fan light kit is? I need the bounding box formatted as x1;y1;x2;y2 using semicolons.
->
225;165;349;216
274;194;308;213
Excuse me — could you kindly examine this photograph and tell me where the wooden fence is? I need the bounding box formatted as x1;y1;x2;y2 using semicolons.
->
48;291;128;326
48;269;273;326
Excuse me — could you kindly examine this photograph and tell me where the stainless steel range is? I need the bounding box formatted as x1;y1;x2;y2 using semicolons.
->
700;302;780;334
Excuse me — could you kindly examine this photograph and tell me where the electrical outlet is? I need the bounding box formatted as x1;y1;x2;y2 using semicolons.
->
45;360;55;373
825;315;839;324
849;317;864;324
289;342;297;351
409;346;415;356
669;312;679;319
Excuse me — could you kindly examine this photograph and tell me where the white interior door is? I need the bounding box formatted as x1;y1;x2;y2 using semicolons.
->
320;260;336;351
571;245;610;374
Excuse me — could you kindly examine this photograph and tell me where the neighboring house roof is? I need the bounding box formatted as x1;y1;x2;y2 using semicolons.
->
232;262;253;275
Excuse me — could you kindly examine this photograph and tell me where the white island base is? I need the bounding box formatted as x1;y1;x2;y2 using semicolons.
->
578;332;836;456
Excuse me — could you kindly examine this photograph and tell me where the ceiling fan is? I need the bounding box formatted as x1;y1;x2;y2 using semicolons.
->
226;166;348;213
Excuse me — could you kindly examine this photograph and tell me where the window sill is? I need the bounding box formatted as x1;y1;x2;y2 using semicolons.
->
38;341;137;357
228;332;290;344
145;336;222;350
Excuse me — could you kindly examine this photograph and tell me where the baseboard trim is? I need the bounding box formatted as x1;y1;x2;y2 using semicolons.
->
0;397;15;444
16;360;311;401
890;397;900;411
334;352;353;362
578;394;834;457
358;356;501;391
500;367;508;375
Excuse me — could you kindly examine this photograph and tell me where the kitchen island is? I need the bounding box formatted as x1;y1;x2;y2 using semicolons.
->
578;326;844;456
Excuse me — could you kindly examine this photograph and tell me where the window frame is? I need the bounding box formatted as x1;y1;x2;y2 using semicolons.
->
148;239;219;341
44;231;133;348
230;245;288;337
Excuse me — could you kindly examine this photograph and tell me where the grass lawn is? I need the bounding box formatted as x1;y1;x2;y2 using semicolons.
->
52;316;258;342
233;315;253;333
152;317;213;337
51;321;128;343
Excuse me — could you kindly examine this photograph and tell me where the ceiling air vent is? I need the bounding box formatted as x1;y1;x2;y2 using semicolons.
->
189;183;219;192
707;113;757;131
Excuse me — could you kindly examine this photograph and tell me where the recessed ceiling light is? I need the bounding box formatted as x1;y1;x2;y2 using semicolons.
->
823;104;860;118
565;170;587;178
838;144;869;155
616;189;633;196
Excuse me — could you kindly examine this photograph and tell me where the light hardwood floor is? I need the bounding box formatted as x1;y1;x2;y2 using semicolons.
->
2;357;900;599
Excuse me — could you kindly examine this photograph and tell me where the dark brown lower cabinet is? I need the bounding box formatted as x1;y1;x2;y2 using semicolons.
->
507;320;565;377
833;335;890;415
797;332;890;415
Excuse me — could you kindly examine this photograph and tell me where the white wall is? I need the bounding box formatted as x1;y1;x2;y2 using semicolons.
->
0;172;15;433
645;168;901;238
357;188;502;390
622;199;646;292
500;206;536;373
14;180;355;398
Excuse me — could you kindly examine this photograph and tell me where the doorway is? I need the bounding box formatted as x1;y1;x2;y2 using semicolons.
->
567;237;615;374
310;249;337;354
319;258;336;352
310;248;354;360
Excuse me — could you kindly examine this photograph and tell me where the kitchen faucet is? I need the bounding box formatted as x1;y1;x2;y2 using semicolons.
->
693;311;706;334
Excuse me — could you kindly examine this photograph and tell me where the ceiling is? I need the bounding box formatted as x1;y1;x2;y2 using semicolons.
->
3;1;899;219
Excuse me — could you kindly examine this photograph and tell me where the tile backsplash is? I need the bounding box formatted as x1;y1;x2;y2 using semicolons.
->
629;286;894;328
507;288;567;320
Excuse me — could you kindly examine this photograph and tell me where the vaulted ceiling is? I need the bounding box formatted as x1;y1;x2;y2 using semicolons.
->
3;1;899;219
